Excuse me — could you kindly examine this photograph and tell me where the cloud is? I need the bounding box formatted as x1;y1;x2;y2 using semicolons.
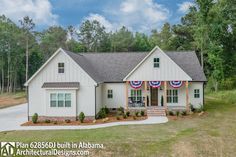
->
83;0;169;33
0;0;58;26
178;1;195;13
84;13;115;32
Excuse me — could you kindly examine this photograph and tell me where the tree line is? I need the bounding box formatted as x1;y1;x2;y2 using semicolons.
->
0;0;235;93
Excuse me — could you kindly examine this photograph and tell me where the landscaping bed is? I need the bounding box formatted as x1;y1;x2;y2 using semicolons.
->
21;115;147;126
21;107;147;126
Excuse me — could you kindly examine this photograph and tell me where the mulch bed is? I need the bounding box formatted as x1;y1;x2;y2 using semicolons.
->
167;111;207;121
21;114;147;126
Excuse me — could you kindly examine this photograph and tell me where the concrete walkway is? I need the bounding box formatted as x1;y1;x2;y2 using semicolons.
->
0;104;168;132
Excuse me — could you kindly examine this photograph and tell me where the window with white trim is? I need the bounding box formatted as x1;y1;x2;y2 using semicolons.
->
107;89;113;98
194;89;200;98
153;58;160;68
58;63;64;73
167;89;178;103
50;93;71;107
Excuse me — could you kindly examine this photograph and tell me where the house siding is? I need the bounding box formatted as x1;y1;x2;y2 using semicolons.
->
101;83;126;109
125;48;192;81
28;50;96;118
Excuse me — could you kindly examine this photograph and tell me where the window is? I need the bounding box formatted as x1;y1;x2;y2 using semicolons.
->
131;89;142;103
50;93;71;107
167;89;178;103
50;93;57;107
153;58;160;68
194;89;200;98
107;90;113;98
58;93;64;107
167;90;172;103
65;93;71;107
58;63;64;73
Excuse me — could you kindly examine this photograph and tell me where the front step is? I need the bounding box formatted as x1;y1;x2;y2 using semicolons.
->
147;107;166;116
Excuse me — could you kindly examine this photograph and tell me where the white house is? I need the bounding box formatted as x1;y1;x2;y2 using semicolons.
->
24;46;206;121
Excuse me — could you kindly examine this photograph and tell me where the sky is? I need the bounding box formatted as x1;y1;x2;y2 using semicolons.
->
0;0;195;33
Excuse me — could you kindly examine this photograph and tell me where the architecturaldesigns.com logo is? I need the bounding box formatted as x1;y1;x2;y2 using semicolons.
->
0;142;16;156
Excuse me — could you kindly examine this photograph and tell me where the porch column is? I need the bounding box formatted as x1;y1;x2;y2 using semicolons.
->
185;81;190;113
144;81;147;108
125;81;129;110
164;81;167;110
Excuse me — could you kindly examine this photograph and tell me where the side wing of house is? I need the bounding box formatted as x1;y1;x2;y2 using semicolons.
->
27;49;97;120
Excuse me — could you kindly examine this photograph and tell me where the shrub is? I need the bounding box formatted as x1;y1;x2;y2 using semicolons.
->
123;114;127;119
141;110;145;116
126;111;130;117
65;119;71;123
190;104;196;112
32;113;38;124
116;115;120;120
196;104;204;113
168;111;174;116
118;106;124;113
79;112;85;123
104;106;109;114
133;116;137;120
53;121;57;125
96;108;107;119
181;111;187;116
135;111;139;117
117;110;123;116
45;119;50;123
176;111;180;116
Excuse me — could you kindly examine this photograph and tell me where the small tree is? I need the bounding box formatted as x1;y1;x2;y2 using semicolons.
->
32;113;38;123
79;112;85;123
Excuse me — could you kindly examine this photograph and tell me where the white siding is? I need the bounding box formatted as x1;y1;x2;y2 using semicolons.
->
189;82;204;108
102;83;126;108
28;50;96;117
95;84;103;114
45;89;76;117
126;48;192;81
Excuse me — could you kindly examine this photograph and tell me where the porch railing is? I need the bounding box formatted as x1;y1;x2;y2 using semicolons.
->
128;97;145;107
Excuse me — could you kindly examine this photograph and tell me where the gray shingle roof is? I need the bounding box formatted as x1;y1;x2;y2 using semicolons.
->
42;82;80;88
64;49;206;83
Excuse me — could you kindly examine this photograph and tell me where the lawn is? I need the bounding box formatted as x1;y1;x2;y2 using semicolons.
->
1;90;236;157
0;92;26;109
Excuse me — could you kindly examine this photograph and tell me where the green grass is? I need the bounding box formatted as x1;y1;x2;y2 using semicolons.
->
1;90;236;156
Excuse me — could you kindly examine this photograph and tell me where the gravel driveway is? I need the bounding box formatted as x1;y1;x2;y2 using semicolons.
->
0;104;168;132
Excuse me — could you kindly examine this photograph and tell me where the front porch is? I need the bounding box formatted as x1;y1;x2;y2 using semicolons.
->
125;81;190;115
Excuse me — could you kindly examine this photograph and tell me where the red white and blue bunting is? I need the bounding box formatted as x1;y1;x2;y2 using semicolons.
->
169;81;183;88
130;81;143;89
149;81;161;88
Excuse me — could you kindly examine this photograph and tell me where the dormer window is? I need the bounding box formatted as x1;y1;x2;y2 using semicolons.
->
154;58;160;68
58;63;64;73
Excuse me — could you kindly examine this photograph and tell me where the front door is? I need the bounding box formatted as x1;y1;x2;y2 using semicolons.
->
151;87;158;106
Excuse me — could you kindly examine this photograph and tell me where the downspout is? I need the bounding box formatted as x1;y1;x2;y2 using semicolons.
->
95;84;98;119
203;82;205;105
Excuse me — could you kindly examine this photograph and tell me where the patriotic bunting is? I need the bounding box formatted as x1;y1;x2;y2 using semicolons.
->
130;81;143;89
149;81;161;88
169;81;183;88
